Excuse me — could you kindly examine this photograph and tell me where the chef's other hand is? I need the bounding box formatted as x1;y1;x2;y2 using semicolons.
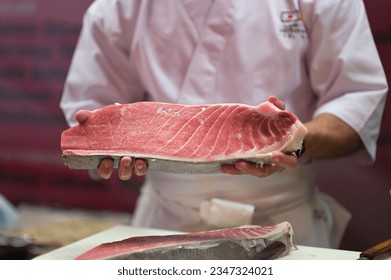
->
98;157;148;180
221;151;298;178
75;109;92;124
267;95;285;110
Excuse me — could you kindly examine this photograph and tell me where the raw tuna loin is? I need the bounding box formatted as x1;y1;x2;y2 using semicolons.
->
76;222;295;260
61;101;307;173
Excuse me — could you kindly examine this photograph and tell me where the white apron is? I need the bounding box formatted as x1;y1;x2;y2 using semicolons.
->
132;160;351;248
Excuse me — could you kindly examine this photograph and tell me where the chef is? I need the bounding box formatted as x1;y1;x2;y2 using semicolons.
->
60;0;388;248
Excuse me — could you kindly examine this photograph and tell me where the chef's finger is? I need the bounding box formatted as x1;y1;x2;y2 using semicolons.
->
221;164;247;175
75;109;91;124
118;157;133;180
235;161;283;178
221;161;280;177
267;96;285;110
271;152;298;169
134;159;148;176
98;158;114;179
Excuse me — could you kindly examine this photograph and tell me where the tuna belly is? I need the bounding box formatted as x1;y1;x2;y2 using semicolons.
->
61;101;308;173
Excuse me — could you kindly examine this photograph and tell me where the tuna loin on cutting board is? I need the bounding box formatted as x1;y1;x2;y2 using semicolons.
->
75;222;295;260
61;101;307;173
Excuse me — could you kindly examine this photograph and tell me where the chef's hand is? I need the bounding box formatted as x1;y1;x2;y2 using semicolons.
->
75;109;91;124
98;157;148;180
221;95;298;177
221;152;298;177
75;110;148;180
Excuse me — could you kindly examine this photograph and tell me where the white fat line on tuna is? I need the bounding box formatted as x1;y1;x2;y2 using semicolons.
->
151;106;213;155
185;106;232;158
198;107;208;124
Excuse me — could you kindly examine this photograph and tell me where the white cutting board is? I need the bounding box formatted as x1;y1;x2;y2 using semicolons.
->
34;225;360;260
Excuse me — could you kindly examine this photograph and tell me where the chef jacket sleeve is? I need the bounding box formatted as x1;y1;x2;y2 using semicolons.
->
304;0;388;162
60;0;145;127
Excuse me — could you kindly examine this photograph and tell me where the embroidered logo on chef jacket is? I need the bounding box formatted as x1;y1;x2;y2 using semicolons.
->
281;10;301;22
279;10;307;39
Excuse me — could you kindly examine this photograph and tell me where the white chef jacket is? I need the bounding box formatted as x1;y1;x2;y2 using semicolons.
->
60;0;388;248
